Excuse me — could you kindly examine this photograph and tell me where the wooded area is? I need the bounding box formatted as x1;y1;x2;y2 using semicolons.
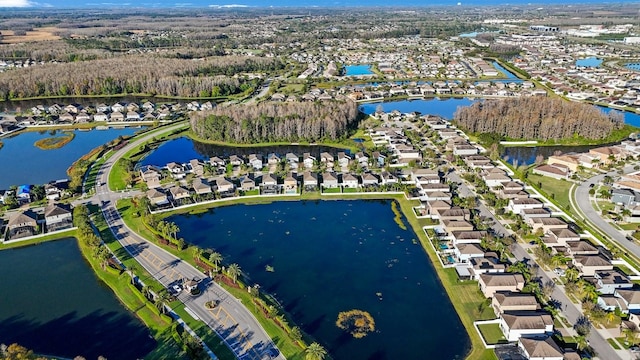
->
0;55;279;99
453;98;625;141
190;100;359;143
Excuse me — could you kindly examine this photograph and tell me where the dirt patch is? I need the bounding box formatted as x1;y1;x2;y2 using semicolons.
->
0;27;61;44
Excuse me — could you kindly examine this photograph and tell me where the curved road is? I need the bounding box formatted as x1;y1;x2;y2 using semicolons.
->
573;166;640;260
93;123;282;360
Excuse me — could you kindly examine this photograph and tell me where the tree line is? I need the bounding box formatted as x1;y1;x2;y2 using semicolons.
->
0;55;278;99
453;97;625;141
190;100;359;143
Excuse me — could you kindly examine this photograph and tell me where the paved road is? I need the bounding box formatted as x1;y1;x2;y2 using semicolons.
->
573;166;640;260
92;124;282;360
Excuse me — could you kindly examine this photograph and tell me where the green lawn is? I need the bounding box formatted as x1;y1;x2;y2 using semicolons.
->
343;187;358;193
477;323;507;345
322;187;341;193
608;338;622;350
526;172;573;210
241;189;260;196
172;306;237;360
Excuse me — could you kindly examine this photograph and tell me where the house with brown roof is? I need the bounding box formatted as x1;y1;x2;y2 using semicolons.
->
547;228;580;247
436;207;471;222
614;289;640;314
566;241;599;257
479;273;525;298
532;164;569;180
451;230;487;244
518;337;563;360
528;217;568;233
168;186;191;202
284;173;298;194
420;183;450;193
240;175;256;191
192;178;212;196
321;172;339;188
520;208;551;222
425;191;452;202
342;173;359;188
454;243;485;263
492;291;539;315
442;220;474;234
7;210;39;240
427;200;451;216
412;168;440;185
470;256;506;279
573;255;613;276
189;159;205;177
548;154;581;172
589;146;626;164
302;172;318;189
499;311;554;341
214;176;235;193
146;188;169;206
361;173;379;186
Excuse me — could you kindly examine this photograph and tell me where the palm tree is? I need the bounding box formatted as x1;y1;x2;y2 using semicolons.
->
565;267;580;283
168;222;180;241
209;251;223;272
142;286;152;300
305;342;327;360
192;247;203;261
155;290;171;314
127;264;137;284
227;263;241;284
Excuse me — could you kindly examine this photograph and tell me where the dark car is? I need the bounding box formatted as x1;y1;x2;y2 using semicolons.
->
265;347;280;359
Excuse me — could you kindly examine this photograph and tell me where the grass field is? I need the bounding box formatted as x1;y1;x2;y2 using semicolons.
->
477;323;507;345
0;27;61;43
526;172;573;210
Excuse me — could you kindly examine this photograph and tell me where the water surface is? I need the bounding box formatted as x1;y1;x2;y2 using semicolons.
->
575;57;602;67
0;127;143;188
345;65;374;76
170;200;469;360
0;239;156;359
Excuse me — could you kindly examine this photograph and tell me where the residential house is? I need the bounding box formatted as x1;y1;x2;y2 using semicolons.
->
499;311;554;341
546;228;580;247
492;292;539;315
111;102;126;113
168;186;191;202
342;173;359;188
303;153;316;170
229;155;244;166
209;156;226;168
126;103;139;112
593;270;633;295
93;112;109;122
214;176;235;193
110;111;125;122
167;162;186;179
75;111;91;123
518;337;564;360
140;165;162;182
483;173;513;188
420;183;450;193
508;198;543;214
589;146;626;164
611;188;640;206
478;273;525;298
566;241;599;257
240;175;256;191
7;210;38;239
126;111;141;121
267;153;281;166
362;173;379;186
427;200;452;217
453;144;479;156
469;256;506;279
189;159;205;177
615;289;640;314
58;112;75;123
16;185;31;203
528;217;568;233
451;230;486;244
283;173;298;194
520;208;551;221
142;101;155;112
44;180;69;201
548;154;581;172
337;152;350;168
248;154;263;170
442;220;474;234
146;188;169;206
413;168;440;185
320;152;335;168
44;203;72;232
96;103;110;113
573;255;613;276
453;243;485;263
380;172;398;185
261;173;279;194
302;172;318;189
286;153;299;169
425;191;452;202
322;172;339;188
192;178;212;196
532;164;570;180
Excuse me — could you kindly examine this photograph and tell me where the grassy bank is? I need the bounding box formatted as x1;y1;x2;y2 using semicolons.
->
0;228;77;250
120;193;497;360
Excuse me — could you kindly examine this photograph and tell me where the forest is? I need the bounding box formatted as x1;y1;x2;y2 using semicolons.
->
190;100;359;143
0;56;278;99
452;97;625;141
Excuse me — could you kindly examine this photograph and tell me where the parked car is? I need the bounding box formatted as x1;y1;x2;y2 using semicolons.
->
554;268;566;276
172;284;182;294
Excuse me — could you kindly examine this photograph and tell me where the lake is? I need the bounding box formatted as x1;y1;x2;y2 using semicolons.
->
492;61;520;80
359;98;475;119
140;136;351;166
169;200;470;360
626;63;640;71
575;57;602;68
345;65;374;76
0;239;156;359
0;127;144;188
501;144;607;167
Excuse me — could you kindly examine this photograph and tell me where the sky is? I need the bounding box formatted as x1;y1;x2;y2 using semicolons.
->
1;0;638;7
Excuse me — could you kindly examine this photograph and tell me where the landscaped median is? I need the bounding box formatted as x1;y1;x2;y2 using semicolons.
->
119;190;499;360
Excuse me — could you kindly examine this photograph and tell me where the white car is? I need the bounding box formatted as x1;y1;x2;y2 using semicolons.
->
553;268;565;276
172;285;182;294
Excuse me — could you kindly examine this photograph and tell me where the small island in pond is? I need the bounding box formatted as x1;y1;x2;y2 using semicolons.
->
336;309;376;338
34;132;76;150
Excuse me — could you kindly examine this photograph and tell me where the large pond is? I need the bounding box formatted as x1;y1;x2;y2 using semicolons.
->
345;65;374;76
169;200;470;360
0;239;156;359
501;144;608;167
575;57;602;68
0;127;144;188
140;136;351;166
359;98;475;119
